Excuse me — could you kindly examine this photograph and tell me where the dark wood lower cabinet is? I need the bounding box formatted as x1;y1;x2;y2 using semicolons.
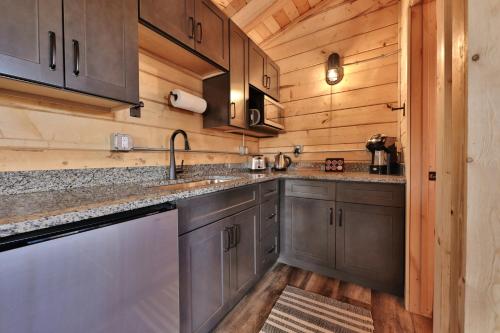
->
179;206;259;333
179;215;231;333
335;202;405;294
283;197;335;267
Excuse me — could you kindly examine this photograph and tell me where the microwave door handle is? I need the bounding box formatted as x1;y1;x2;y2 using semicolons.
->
251;109;261;125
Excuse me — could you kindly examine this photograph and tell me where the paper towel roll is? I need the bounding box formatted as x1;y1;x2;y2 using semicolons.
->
169;89;207;114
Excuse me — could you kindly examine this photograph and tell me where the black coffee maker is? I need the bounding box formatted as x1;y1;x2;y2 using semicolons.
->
366;134;400;175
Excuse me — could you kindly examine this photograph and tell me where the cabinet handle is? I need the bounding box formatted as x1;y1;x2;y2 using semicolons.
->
223;227;232;252
72;40;80;76
233;224;240;247
267;76;271;89
188;17;195;39
196;22;202;43
338;208;343;227
329;208;334;225
262;75;268;89
268;213;276;220
230;102;236;119
48;31;56;71
266;246;276;254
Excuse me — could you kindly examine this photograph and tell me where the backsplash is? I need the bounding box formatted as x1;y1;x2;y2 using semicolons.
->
0;161;388;195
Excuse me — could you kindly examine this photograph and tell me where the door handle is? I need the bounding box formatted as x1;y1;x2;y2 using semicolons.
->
230;102;236;119
196;22;202;43
48;31;56;71
338;208;343;227
329;208;334;225
223;227;232;252
72;39;80;76
188;17;195;39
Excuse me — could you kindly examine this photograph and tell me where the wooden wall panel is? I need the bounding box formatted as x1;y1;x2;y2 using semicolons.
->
259;3;400;163
465;0;500;331
0;52;257;171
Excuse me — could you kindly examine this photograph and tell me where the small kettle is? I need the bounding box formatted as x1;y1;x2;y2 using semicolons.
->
274;152;292;171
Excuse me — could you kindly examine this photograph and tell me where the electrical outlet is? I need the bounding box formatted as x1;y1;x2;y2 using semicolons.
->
293;145;303;156
111;133;134;151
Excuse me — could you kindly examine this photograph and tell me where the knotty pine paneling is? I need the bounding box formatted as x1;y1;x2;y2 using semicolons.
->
259;3;400;163
0;52;257;171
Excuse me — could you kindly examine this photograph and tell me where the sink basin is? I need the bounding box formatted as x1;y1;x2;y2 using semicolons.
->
149;178;232;191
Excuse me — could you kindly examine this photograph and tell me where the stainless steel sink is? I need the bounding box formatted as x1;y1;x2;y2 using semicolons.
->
148;178;232;191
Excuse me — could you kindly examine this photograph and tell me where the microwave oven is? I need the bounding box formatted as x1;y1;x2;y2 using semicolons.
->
249;95;285;131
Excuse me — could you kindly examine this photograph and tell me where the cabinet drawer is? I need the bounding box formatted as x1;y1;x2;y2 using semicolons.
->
260;230;278;272
285;180;335;200
336;182;404;207
178;184;259;234
260;198;278;239
260;180;279;201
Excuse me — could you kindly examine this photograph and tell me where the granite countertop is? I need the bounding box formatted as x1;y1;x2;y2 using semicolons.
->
0;170;405;239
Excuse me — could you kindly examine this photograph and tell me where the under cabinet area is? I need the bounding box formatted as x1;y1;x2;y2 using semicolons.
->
280;179;405;296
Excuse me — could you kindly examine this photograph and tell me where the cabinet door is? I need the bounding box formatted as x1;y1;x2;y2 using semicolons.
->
63;0;139;103
231;207;259;297
336;203;404;291
284;197;335;267
266;58;280;101
194;0;229;69
248;40;267;92
228;21;248;129
140;0;195;48
0;0;63;86
179;217;231;333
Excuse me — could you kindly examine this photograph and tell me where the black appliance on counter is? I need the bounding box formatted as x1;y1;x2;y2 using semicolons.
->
366;134;401;175
248;87;285;134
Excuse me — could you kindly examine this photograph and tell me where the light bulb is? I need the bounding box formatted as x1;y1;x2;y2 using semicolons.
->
326;69;339;83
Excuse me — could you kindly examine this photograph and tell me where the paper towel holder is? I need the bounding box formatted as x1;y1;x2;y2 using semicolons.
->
168;91;178;107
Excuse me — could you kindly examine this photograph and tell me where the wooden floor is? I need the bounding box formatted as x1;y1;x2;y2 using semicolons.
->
214;264;432;333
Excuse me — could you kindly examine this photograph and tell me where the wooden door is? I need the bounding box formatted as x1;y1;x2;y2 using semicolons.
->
284;197;335;267
228;21;248;129
140;0;195;48
194;0;229;69
248;40;267;92
0;0;63;86
179;216;231;333
230;207;259;297
63;0;139;104
266;59;280;101
336;202;404;293
408;0;436;317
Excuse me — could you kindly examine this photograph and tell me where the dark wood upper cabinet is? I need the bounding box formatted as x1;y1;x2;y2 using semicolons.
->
335;202;405;295
140;0;229;70
140;0;195;48
266;59;280;100
0;0;64;87
64;0;139;104
203;20;247;130
248;40;267;93
228;22;248;128
195;0;229;70
248;40;280;101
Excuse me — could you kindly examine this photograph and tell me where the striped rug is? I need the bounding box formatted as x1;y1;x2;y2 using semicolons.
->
260;286;375;333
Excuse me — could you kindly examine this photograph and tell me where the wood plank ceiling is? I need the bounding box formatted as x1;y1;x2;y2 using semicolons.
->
211;0;328;45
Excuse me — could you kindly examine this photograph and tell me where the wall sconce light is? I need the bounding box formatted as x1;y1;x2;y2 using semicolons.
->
325;53;343;85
